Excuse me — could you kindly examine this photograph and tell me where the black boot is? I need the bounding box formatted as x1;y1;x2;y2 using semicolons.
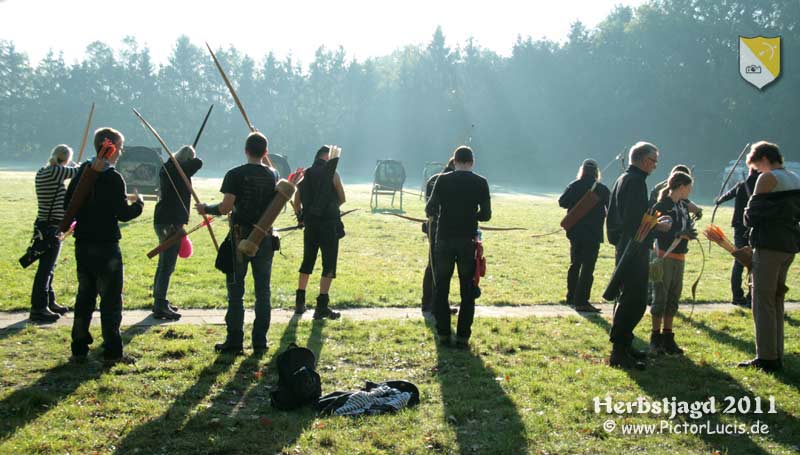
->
313;294;340;320
661;332;683;355
294;289;307;315
153;301;181;320
649;332;664;355
737;358;781;372
47;290;69;315
214;341;244;355
609;343;646;370
30;307;60;323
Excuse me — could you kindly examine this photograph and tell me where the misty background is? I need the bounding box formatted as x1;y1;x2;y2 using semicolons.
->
0;0;798;199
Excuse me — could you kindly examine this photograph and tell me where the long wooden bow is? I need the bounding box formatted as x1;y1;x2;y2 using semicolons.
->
146;216;219;259
382;212;526;231
133;108;220;252
709;143;750;253
76;102;95;162
205;42;273;168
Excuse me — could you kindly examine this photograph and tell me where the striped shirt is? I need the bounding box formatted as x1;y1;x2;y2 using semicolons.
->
35;164;80;223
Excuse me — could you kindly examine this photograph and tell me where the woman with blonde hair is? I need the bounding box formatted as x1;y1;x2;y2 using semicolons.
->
29;144;79;322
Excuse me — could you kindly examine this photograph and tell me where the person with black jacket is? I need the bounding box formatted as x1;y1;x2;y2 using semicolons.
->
605;141;671;369
196;132;278;355
650;171;695;355
558;159;610;313
151;145;203;320
421;158;455;316
715;167;759;307
739;141;800;373
65;127;144;365
292;145;346;320
425;146;491;349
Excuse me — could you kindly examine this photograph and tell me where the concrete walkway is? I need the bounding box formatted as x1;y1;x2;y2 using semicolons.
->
2;303;799;330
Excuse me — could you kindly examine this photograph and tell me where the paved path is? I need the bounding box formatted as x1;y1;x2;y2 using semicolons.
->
2;303;799;330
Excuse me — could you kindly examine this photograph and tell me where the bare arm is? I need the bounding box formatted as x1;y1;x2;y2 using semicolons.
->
753;172;777;195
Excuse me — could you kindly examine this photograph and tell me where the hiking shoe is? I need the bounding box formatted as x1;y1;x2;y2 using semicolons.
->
29;308;60;323
103;354;136;367
214;342;244;355
649;332;664;355
661;332;684;355
609;344;646;370
575;304;602;313
48;301;69;315
252;344;269;355
313;294;341;320
454;337;470;350
437;334;453;348
737;358;781;372
153;306;181;320
295;289;307;315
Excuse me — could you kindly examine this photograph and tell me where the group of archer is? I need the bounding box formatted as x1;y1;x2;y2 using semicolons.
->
28;127;348;362
558;140;799;372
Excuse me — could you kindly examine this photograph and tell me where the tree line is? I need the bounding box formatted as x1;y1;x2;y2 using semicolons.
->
1;0;797;197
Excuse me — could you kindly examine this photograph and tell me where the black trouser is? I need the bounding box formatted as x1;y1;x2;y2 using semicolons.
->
299;218;339;278
731;226;749;303
566;237;600;306
609;239;650;346
433;236;476;339
30;222;62;312
71;241;124;359
422;233;436;311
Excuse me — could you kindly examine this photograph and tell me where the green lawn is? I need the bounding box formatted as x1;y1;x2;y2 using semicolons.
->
1;310;799;454
2;170;795;312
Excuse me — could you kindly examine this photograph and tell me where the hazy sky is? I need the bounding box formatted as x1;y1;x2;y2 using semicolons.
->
0;0;646;66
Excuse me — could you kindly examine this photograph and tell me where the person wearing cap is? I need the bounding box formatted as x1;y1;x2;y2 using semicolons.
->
151;145;203;320
425;146;491;349
558;159;610;313
30;144;80;322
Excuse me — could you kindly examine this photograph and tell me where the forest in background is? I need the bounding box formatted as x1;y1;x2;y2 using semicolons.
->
1;0;798;197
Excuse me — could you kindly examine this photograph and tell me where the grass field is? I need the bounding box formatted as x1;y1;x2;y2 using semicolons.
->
1;310;799;454
2;170;796;312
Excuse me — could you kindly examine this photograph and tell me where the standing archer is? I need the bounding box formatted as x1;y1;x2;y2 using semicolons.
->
715;167;759;307
151;145;203;320
422;158;455;317
293;145;346;320
196;132;278;354
558;159;610;313
426;146;491;349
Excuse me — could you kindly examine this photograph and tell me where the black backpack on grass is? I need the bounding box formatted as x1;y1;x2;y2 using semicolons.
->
270;343;321;411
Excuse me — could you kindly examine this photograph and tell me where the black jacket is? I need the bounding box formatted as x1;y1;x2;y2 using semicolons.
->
716;172;758;229
652;198;694;254
607;166;650;246
153;158;203;225
558;177;610;243
425;170;491;239
744;189;800;253
64;161;143;242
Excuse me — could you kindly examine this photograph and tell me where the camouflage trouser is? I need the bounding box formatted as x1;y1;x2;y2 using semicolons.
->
651;258;684;318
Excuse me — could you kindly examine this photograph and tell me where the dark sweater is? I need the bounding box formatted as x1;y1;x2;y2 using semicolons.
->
716;172;758;229
425;170;491;239
153;158;203;225
745;189;800;253
652;198;694;254
299;159;340;220
64;161;144;242
558;177;610;243
607;165;650;246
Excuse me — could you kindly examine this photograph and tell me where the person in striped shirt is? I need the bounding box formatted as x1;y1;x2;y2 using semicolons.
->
30;144;79;322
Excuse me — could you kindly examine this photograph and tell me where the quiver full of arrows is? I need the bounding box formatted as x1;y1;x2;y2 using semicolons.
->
237;179;296;257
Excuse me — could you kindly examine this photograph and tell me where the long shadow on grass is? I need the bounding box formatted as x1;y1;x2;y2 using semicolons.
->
0;323;152;442
584;313;800;454
115;315;327;454
426;318;528;454
785;313;800;328
678;313;800;389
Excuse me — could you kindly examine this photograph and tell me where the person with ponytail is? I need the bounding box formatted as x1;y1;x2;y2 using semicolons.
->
29;145;79;322
650;171;696;355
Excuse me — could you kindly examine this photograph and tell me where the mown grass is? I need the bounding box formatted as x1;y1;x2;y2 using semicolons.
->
1;170;798;312
1;310;799;454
